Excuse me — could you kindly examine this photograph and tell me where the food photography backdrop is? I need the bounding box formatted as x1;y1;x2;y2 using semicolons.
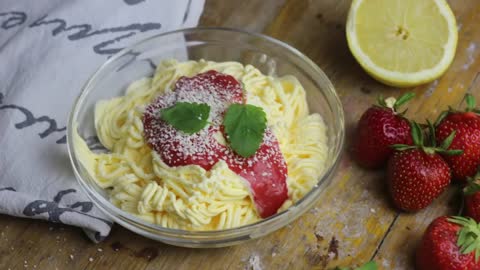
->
1;0;480;269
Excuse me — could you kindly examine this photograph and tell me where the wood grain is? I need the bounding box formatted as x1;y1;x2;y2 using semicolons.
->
1;0;480;269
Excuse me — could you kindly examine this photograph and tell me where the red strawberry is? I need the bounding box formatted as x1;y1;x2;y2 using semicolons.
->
352;93;415;169
387;122;459;211
436;94;480;182
464;171;480;222
416;216;480;270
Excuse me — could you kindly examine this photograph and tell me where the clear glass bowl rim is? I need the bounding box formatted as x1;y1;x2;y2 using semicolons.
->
67;27;345;241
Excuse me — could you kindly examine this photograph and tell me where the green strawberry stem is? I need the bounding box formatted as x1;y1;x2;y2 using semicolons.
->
393;92;416;110
427;120;436;147
392;121;463;156
435;94;478;126
377;92;415;114
334;261;377;270
448;216;480;262
464;168;480;195
466;94;476;111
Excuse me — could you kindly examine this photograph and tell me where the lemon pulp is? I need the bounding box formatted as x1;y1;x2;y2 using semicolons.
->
347;0;458;87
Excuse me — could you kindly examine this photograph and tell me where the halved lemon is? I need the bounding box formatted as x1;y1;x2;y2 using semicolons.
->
346;0;458;87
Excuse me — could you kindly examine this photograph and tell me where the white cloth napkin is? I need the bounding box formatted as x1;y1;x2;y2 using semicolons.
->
0;0;204;242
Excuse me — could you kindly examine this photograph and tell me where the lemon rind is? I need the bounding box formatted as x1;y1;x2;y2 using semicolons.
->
346;0;458;87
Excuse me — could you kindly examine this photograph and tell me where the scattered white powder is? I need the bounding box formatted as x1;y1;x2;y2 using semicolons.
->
328;252;336;260
463;42;477;70
424;80;438;97
314;184;391;257
245;254;263;270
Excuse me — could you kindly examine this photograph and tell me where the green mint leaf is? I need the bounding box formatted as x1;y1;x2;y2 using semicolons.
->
160;102;210;134
223;104;267;158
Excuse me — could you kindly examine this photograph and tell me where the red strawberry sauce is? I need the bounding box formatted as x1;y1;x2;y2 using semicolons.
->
142;71;288;218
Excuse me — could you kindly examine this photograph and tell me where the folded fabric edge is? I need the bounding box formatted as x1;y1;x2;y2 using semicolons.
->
0;188;112;242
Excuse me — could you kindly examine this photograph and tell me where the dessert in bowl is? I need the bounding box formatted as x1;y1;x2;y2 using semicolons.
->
68;28;344;247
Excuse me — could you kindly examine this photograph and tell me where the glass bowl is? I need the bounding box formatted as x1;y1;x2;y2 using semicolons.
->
67;27;345;248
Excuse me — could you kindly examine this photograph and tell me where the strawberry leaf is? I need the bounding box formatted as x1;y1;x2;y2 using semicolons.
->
465;174;480;195
441;149;464;156
223;104;267;158
357;261;377;270
448;216;480;262
393;92;415;110
335;261;377;270
391;144;416;151
434;110;450;127
410;121;424;146
440;130;457;150
377;95;387;107
466;94;476;111
160;102;210;134
427;120;436;147
465;183;480;195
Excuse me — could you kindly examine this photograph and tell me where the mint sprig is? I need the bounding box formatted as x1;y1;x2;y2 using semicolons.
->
160;102;210;134
223;104;267;158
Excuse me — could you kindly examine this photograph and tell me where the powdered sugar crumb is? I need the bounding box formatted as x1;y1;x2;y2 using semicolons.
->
245;254;263;270
463;42;477;70
382;259;391;268
328;251;336;260
424;80;438;97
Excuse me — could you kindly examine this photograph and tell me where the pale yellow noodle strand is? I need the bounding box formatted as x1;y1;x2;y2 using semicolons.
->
74;59;328;230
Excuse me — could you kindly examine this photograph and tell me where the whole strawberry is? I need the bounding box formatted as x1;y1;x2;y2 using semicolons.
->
387;122;459;211
464;171;480;222
436;94;480;182
352;93;415;169
416;216;480;270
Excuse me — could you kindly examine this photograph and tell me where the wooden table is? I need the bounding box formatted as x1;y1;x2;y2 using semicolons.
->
1;0;479;269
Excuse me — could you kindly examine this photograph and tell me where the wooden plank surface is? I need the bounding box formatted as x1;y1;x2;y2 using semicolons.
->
1;0;480;269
